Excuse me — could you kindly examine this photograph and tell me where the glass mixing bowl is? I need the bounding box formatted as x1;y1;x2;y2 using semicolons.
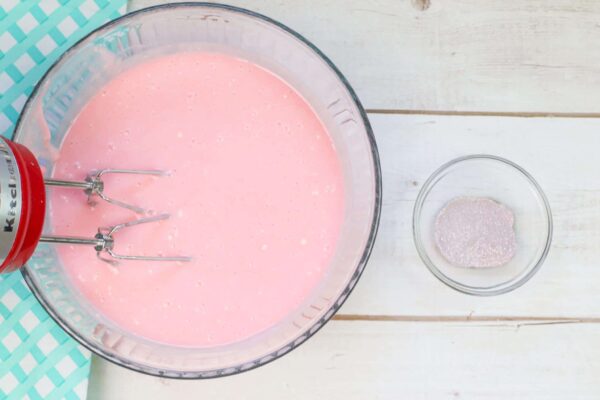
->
13;3;381;378
413;155;552;296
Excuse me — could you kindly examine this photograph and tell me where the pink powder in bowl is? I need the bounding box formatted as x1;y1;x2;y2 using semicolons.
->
434;197;517;268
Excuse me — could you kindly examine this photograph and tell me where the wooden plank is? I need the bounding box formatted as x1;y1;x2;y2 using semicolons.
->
131;0;600;113
339;113;600;318
87;320;600;399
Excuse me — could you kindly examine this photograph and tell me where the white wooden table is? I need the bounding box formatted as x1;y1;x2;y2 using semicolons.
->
89;1;600;398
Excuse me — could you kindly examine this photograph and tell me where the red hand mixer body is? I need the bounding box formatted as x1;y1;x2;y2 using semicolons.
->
0;137;46;273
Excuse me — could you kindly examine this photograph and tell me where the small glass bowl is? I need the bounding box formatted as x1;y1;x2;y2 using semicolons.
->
413;155;552;296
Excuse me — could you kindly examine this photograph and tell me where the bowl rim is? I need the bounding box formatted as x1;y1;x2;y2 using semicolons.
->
13;2;382;379
412;154;553;296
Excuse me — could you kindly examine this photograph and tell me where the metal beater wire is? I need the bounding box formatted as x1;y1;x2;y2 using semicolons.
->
39;214;192;265
44;169;169;214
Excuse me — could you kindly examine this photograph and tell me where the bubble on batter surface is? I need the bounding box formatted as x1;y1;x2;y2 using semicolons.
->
434;197;517;268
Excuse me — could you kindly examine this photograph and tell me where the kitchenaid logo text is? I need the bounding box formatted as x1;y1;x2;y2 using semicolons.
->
0;141;18;233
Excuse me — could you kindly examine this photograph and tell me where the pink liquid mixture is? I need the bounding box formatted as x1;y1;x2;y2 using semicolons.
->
51;52;344;347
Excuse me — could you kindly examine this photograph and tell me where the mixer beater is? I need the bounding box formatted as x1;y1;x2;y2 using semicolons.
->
0;136;191;273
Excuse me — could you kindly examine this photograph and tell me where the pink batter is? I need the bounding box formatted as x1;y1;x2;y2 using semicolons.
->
51;52;344;347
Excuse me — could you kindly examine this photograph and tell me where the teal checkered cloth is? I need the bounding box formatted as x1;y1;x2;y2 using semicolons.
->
0;1;127;399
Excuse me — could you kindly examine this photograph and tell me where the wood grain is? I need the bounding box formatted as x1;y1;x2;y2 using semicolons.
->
87;320;600;400
131;0;600;113
340;113;600;318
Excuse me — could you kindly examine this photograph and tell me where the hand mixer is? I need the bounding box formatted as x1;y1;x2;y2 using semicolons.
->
0;136;191;274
